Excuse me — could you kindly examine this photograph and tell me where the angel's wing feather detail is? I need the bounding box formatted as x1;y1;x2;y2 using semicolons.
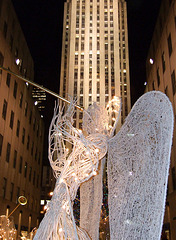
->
108;91;174;240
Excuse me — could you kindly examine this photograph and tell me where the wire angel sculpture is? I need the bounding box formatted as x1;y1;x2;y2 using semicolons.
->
34;91;173;240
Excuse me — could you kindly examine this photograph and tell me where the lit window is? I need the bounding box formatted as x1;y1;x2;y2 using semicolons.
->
41;200;45;205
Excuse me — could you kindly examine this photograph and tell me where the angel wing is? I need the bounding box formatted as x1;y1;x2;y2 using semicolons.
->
108;91;174;240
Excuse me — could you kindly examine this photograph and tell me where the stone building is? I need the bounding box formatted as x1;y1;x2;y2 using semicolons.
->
146;0;176;239
0;0;44;237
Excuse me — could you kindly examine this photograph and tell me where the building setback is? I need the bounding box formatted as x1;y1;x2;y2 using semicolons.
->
0;0;44;236
146;0;176;239
59;0;131;128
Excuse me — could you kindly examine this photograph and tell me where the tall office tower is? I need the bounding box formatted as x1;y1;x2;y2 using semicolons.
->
59;0;131;238
60;0;131;128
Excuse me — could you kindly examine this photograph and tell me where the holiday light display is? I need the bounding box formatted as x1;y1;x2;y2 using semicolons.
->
0;215;16;240
34;96;121;239
0;67;173;240
33;91;173;240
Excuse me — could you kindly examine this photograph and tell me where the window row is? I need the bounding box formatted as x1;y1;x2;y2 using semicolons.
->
2;99;42;137
2;20;29;76
0;134;41;165
2;179;40;212
2;160;39;190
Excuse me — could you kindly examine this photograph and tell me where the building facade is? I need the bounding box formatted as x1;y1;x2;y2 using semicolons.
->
0;0;44;237
59;0;131;128
146;0;176;239
32;87;46;116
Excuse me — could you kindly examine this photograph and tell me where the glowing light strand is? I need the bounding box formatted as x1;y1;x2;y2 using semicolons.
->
34;96;121;240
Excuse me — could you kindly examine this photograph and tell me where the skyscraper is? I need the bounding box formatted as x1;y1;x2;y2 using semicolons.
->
59;0;131;237
60;0;131;127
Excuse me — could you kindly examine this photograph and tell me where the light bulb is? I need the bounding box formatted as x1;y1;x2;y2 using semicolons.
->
16;58;20;65
149;58;154;64
59;178;63;183
86;151;90;155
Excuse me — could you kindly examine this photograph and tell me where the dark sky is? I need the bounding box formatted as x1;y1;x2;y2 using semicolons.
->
126;0;162;104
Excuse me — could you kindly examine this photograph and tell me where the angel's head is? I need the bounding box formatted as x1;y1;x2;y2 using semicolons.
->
82;96;121;136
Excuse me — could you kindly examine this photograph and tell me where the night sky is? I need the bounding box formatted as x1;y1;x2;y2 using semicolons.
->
11;0;162;162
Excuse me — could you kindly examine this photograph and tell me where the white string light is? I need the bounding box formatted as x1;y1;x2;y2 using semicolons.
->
34;97;122;240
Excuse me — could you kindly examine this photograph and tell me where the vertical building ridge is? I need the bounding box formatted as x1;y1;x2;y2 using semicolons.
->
60;0;131;128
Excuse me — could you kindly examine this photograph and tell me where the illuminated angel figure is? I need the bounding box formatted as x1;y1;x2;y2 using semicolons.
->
34;91;173;240
34;96;121;240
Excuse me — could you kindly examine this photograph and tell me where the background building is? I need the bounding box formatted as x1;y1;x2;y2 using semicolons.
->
32;87;46;116
59;0;131;237
0;0;44;237
146;0;176;239
59;0;131;128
